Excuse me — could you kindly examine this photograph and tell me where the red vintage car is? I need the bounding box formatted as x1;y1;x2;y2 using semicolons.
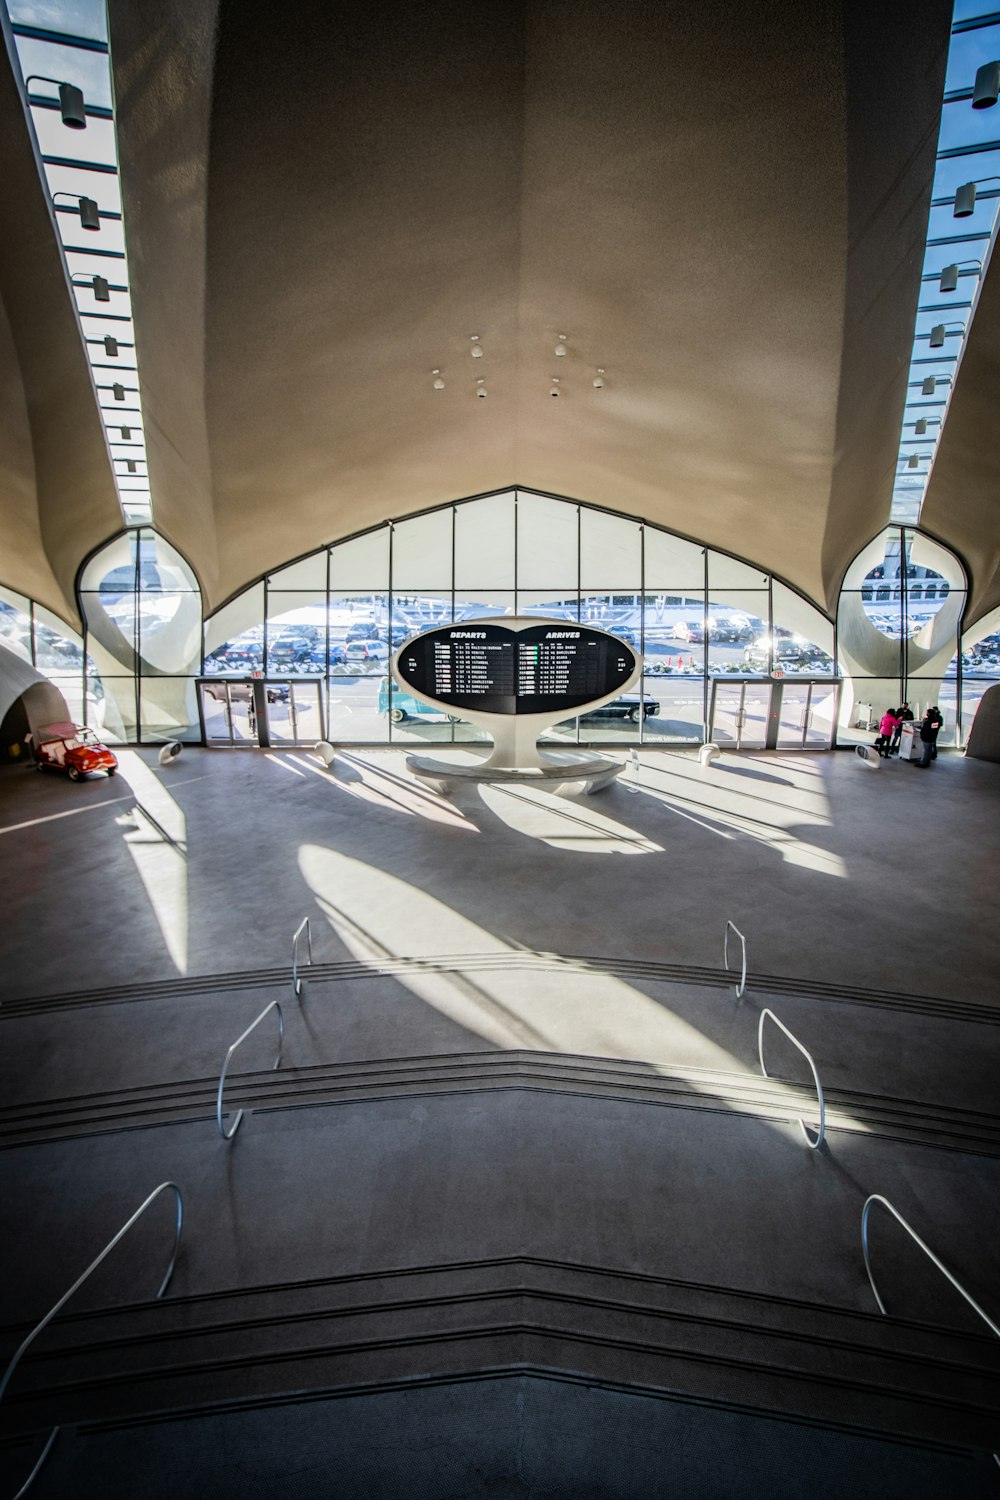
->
33;722;118;781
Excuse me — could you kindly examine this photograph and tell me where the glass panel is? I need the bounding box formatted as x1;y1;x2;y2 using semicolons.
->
204;583;264;670
138;592;201;676
706;592;770;676
454;591;515;624
80;532;134;593
139;678;200;741
391;508;452;590
136;529;198;591
42;671;87;722
454;492;515;588
82;590;136;673
267;681;324;746
770;582;835;674
643;527;705;589
268;553;327;590
837;679;905;746
0;587;33;662
711;681;770;749
93;677;137;743
199;683;232;744
962;678;1000;745
639;674;705;742
9;0;109;41
327;527;390;590
266;590;328;674
908;679;958;748
387;590;448;648
328;668;388;743
580;508;640;590
15;35;113;109
708;553;768;589
944;22;1000;94
33;603;84;673
29;103;116;165
515;492;578;589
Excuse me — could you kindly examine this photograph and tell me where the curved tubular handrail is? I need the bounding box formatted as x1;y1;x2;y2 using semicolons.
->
723;919;747;998
216;1000;284;1140
292;916;313;996
861;1194;1000;1336
0;1182;182;1499
757;1008;825;1149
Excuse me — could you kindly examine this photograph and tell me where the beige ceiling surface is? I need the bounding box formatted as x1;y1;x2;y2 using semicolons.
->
102;0;949;614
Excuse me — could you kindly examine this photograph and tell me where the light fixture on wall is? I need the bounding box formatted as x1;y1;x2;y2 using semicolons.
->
914;418;928;435
52;190;101;230
938;260;982;292
24;75;86;128
554;334;568;357
103;336;119;357
431;368;445;390
904;454;929;470
120;425;132;438
929;321;964;348
111;383;126;401
71;273;110;302
973;59;1000;108
921;376;939;395
592;368;605;390
953;177;1000;217
125;460;137;473
470;335;484;359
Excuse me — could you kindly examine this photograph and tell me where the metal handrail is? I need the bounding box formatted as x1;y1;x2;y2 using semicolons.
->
216;1000;284;1140
292;916;313;996
861;1194;1000;1335
757;1009;825;1149
0;1182;183;1499
724;919;747;998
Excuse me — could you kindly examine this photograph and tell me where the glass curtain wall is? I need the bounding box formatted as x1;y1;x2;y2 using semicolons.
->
205;490;836;748
0;582;99;724
950;602;1000;742
837;525;967;745
79;529;201;743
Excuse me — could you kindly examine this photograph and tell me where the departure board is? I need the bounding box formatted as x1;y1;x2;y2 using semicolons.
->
396;623;637;715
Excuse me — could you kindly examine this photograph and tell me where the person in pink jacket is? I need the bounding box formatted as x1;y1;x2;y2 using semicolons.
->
877;708;900;758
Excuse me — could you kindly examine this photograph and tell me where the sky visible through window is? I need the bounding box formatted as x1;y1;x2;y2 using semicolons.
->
891;4;1000;524
2;0;152;525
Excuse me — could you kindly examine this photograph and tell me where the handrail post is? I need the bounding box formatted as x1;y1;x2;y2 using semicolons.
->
292;916;313;997
724;919;747;998
0;1182;183;1499
757;1008;825;1149
861;1193;1000;1336
216;1000;284;1140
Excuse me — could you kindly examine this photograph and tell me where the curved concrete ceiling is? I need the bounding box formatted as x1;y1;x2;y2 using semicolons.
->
4;1;955;617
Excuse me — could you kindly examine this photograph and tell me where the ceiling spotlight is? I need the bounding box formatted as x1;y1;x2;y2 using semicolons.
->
554;335;568;357
929;324;945;347
24;75;86;128
120;426;132;438
476;378;487;398
973;59;1000;109
103;336;119;356
125;460;137;473
914;419;928;435
72;273;109;301
111;383;125;401
470;335;484;359
907;455;920;469
939;264;959;293
52;190;100;229
550;377;561;398
921;377;936;395
432;368;445;390
593;367;605;390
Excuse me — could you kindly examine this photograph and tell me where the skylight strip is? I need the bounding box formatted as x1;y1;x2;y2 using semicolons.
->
889;4;1000;524
1;5;154;525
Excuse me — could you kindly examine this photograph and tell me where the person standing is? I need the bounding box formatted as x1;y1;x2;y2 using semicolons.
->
877;707;900;758
891;702;913;755
916;705;943;767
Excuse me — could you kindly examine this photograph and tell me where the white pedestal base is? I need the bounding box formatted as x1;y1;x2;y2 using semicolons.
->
406;748;623;797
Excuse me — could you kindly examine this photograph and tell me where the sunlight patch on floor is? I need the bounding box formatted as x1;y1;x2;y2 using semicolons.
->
116;751;188;973
478;782;662;853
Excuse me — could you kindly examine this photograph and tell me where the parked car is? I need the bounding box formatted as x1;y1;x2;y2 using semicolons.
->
204;644;263;673
201;681;289;705
346;621;384;643
672;619;705;644
377;678;449;723
580;694;659;724
33;723;117;781
268;638;323;671
345;640;389;668
742;634;832;673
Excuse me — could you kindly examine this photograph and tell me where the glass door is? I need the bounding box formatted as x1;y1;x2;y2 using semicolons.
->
266;680;325;746
709;679;772;748
775;680;840;749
